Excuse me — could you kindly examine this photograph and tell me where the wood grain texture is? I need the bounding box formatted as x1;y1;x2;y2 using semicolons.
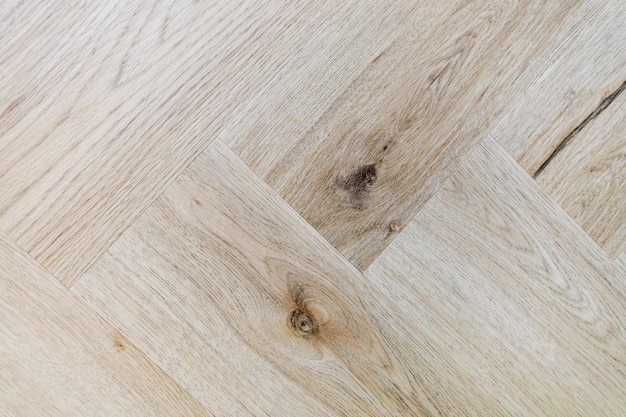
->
73;139;626;415
366;138;626;416
493;0;626;174
73;141;432;415
618;251;626;272
366;140;626;416
0;0;397;286
2;2;625;415
0;232;210;417
70;140;494;416
228;0;605;271
226;1;456;167
535;90;626;258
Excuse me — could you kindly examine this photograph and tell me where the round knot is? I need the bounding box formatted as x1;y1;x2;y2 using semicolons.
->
290;309;318;338
389;219;402;232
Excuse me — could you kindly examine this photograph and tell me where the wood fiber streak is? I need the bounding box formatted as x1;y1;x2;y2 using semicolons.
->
229;0;600;271
0;0;381;286
0;233;210;416
618;251;626;272
366;139;626;416
535;90;626;258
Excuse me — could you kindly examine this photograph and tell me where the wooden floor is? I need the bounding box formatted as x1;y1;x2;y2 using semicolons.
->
1;2;625;416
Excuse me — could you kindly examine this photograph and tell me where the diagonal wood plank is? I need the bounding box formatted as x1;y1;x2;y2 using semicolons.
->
75;140;442;416
492;1;626;175
74;138;625;415
534;88;626;258
618;251;626;272
228;0;615;271
366;138;626;416
0;0;415;286
0;232;210;416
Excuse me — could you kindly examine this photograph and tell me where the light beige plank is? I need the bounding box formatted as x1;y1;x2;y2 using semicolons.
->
74;139;625;415
0;232;210;416
228;0;605;271
493;1;626;175
535;90;626;258
0;0;399;286
74;141;426;415
618;251;626;272
227;1;455;167
366;138;626;416
72;141;501;415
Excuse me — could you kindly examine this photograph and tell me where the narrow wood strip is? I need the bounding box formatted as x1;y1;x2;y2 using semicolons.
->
366;138;626;415
229;0;608;271
494;1;626;174
535;87;626;258
0;232;211;416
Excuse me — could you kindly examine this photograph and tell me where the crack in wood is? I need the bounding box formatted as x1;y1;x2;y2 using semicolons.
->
533;79;626;178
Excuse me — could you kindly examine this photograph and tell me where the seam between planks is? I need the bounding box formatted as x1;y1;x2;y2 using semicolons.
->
64;6;414;289
485;139;626;298
0;230;216;415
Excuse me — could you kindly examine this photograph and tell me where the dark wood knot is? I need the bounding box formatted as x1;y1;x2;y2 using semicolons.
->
290;309;318;338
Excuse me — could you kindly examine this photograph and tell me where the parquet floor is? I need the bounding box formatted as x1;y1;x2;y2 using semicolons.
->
1;2;625;416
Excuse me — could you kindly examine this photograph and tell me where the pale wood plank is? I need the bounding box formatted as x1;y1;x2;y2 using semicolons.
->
493;1;626;175
228;0;607;271
71;140;500;415
366;138;626;416
227;2;455;168
0;0;392;286
618;251;626;272
0;232;210;416
535;91;626;258
73;141;419;415
74;139;625;415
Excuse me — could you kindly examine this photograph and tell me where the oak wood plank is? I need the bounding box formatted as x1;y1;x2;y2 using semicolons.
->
535;90;626;258
618;251;626;272
0;0;390;286
0;232;211;417
74;138;626;415
72;140;501;415
228;0;602;271
492;1;626;175
73;141;424;415
366;138;626;416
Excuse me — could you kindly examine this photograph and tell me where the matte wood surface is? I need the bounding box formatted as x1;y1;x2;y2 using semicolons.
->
0;0;416;286
366;139;626;416
618;251;626;272
74;140;626;415
535;89;626;258
0;233;209;416
75;141;447;416
1;1;625;415
229;0;625;271
493;1;626;175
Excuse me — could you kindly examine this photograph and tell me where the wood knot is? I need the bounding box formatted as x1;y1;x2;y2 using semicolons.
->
389;219;402;232
290;309;318;338
113;339;125;352
336;163;378;210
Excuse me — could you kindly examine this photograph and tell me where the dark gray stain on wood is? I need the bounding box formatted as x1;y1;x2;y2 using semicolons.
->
336;163;378;209
533;79;626;178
